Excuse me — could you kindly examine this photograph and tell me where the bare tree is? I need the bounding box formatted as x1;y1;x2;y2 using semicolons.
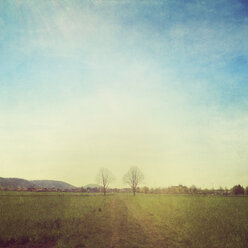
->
123;166;144;196
97;168;113;196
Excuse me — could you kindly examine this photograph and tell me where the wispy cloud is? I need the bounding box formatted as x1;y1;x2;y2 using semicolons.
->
0;0;247;187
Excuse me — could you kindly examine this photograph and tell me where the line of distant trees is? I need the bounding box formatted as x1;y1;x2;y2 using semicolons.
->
1;164;247;197
132;184;248;196
96;167;248;196
1;184;248;196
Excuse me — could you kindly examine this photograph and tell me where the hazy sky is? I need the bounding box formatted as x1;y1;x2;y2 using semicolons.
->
0;0;248;188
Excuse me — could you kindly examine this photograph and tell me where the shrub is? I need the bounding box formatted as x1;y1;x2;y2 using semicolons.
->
245;186;248;195
232;185;244;195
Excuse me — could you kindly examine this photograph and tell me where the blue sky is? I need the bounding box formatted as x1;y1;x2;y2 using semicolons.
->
0;0;248;188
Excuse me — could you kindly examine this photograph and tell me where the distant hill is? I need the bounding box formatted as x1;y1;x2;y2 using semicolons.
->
0;177;35;189
84;184;101;189
31;180;76;190
0;177;76;190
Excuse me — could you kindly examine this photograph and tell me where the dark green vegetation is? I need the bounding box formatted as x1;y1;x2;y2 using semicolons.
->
1;192;248;248
0;178;76;190
232;184;245;195
29;180;76;190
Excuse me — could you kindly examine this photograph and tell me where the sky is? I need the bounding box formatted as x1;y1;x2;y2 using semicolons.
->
0;0;248;188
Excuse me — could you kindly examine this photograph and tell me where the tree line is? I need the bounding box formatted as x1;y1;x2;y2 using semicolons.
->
97;167;248;196
1;166;246;196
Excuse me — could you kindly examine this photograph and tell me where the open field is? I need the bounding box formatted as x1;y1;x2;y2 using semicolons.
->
0;192;248;248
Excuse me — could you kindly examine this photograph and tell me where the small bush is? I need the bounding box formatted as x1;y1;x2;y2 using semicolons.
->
232;185;244;195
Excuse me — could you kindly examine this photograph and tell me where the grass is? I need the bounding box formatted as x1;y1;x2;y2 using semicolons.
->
0;192;248;247
124;194;248;248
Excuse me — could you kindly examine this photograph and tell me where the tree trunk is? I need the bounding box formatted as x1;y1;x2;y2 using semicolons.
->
133;188;136;196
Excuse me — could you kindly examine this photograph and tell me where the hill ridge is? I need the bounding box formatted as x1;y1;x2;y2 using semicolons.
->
0;177;76;190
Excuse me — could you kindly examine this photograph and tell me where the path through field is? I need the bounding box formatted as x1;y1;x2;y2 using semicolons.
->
109;195;168;248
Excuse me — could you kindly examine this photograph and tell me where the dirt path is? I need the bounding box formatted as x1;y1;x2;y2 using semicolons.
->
121;196;168;248
109;196;121;248
108;195;168;248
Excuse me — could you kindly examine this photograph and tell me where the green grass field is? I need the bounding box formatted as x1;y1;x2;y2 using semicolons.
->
0;192;248;248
